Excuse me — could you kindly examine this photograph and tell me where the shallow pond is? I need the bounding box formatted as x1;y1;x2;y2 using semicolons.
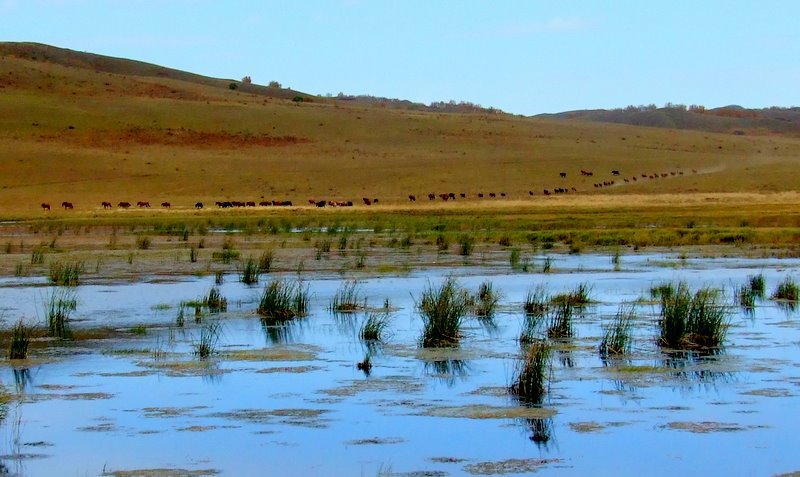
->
1;253;799;476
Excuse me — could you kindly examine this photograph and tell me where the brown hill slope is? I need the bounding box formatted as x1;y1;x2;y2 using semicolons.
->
0;43;799;216
538;105;800;137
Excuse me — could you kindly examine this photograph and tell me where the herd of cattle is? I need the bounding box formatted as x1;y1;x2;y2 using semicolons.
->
39;168;698;211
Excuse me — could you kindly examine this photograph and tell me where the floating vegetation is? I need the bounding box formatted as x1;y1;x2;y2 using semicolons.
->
257;278;310;325
418;277;470;348
330;279;366;312
509;339;552;404
48;260;84;286
203;287;228;313
9;320;31;359
193;322;221;360
658;282;729;349
599;305;635;356
44;287;77;339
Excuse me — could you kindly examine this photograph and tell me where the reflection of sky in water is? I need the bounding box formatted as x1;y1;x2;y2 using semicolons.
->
0;254;798;475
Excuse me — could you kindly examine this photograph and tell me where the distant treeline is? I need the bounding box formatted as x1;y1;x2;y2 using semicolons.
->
329;93;502;114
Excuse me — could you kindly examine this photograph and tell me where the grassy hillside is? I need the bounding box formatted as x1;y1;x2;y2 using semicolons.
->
1;42;799;216
538;105;800;137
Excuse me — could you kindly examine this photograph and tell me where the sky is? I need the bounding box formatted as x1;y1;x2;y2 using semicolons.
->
2;0;799;115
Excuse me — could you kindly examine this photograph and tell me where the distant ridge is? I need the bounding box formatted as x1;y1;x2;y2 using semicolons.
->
0;42;503;114
536;104;800;137
0;41;306;100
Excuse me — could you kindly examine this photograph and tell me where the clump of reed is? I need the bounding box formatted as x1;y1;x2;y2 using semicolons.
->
44;288;77;339
203;287;228;313
748;273;766;298
48;260;84;286
8;320;31;359
458;235;474;256
257;278;310;325
524;285;549;316
314;239;332;259
193;321;221;359
136;236;152;250
542;256;552;273
736;282;758;310
650;282;676;300
176;306;186;327
360;311;391;342
658;282;729;349
551;283;592;307
240;257;261;285
330;279;366;312
611;249;621;271
471;281;500;317
30;247;45;265
599;305;635;356
418;277;470;348
189;245;198;263
509;339;552;404
259;250;274;273
519;312;546;346
436;234;449;252
546;302;574;339
771;276;799;302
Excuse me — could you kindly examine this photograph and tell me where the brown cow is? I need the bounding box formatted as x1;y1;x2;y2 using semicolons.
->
118;201;131;208
102;201;112;209
61;201;73;209
41;203;50;211
161;202;171;208
408;195;416;202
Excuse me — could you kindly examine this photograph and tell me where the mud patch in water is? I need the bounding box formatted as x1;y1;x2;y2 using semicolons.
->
741;388;794;397
320;375;424;397
255;365;322;374
463;457;562;475
660;421;754;433
221;346;319;362
346;436;405;445
102;469;220;477
205;408;331;428
420;404;556;420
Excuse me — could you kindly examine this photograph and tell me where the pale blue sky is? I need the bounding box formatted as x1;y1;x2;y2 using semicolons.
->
2;0;798;114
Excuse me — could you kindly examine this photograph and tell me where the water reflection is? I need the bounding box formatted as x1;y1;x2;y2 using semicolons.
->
12;368;33;394
662;349;734;387
517;416;556;450
261;320;305;345
423;359;470;387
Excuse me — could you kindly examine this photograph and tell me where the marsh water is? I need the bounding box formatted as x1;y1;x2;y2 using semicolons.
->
1;253;799;476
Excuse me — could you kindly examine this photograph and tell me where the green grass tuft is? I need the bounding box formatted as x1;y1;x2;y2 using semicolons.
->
48;260;84;286
771;276;799;302
257;278;310;325
330;279;366;312
44;287;77;339
193;321;221;359
9;320;31;359
360;311;391;342
599;305;635;356
418;277;470;348
203;287;228;313
509;339;551;404
658;282;729;349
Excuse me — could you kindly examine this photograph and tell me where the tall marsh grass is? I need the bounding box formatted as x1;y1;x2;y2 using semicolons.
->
48;260;84;286
240;257;260;285
8;320;31;359
471;281;500;317
330;279;366;312
44;288;77;339
509;340;551;404
524;285;549;316
551;283;592;307
658;282;729;349
193;321;221;359
418;277;470;347
257;278;310;325
546;302;574;339
360;311;391;342
771;276;799;302
203;287;228;313
599;305;635;356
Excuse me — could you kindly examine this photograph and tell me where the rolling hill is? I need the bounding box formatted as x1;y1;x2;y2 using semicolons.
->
0;42;799;215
